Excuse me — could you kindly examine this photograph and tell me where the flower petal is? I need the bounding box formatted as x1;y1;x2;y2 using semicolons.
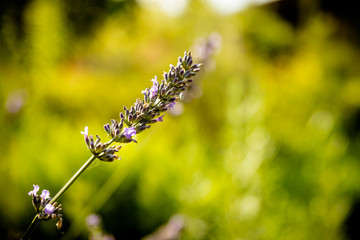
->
44;204;55;214
123;127;136;139
81;126;88;136
41;190;50;200
28;184;40;196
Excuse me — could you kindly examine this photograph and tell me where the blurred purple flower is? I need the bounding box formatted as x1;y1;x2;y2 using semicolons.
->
151;76;158;85
124;127;136;139
86;214;101;228
155;115;164;122
150;85;158;97
167;102;176;110
28;185;39;196
81;126;89;137
44;204;55;214
150;77;158;97
40;190;50;200
104;235;116;240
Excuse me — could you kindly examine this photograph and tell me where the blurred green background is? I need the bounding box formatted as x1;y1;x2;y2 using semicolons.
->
1;0;360;239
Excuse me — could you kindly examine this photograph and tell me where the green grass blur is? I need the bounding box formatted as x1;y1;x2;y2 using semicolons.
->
1;0;360;239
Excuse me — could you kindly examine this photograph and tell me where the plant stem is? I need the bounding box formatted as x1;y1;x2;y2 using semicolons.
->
21;215;40;240
49;154;97;204
50;138;115;204
21;155;97;239
22;138;116;239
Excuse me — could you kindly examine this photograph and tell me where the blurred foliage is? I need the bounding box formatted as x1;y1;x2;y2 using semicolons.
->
1;0;360;239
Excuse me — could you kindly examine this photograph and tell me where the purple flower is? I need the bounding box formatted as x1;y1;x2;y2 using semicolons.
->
123;127;136;139
167;101;176;110
81;126;89;137
86;214;101;228
151;76;158;86
41;190;50;200
28;184;39;196
150;77;158;97
150;85;157;97
81;126;91;146
44;204;55;214
155;115;164;122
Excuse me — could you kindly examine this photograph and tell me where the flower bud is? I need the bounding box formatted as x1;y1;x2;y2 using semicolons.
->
56;217;63;230
160;88;166;97
84;136;90;148
89;136;95;151
104;124;111;134
115;128;120;137
180;69;185;76
183;71;191;78
118;119;124;131
94;135;101;146
128;114;133;123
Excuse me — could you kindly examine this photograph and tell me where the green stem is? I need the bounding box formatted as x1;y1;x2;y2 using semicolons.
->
49;154;97;204
21;154;97;239
21;215;40;240
50;138;115;205
22;138;116;239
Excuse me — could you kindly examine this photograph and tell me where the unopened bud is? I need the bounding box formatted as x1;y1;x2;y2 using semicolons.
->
180;69;185;76
187;58;193;66
104;124;111;134
118;120;123;131
56;218;63;230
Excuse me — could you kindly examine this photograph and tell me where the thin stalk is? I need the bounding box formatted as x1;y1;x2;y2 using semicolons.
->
21;215;40;240
50;138;115;204
49;154;97;204
22;138;116;239
21;154;97;240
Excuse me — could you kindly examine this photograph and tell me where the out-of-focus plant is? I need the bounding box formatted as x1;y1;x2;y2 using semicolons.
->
142;214;184;240
86;213;115;240
21;51;201;239
170;33;221;116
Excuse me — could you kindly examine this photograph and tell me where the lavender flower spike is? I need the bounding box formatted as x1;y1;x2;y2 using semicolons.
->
124;127;136;139
22;51;201;240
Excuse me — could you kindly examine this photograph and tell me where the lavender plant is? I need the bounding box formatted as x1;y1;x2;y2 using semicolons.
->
21;51;201;239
